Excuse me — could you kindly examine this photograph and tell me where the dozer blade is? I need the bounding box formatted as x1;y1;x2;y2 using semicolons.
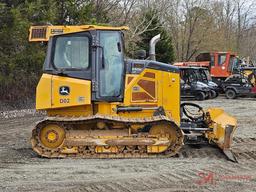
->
222;125;238;162
223;149;237;163
204;108;238;162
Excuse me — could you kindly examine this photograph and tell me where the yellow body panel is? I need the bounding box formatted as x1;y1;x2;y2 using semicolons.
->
121;69;180;124
36;74;52;109
161;72;180;123
36;74;91;110
47;105;93;117
97;102;119;116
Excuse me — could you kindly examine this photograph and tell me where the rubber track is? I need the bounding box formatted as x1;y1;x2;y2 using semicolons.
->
31;114;184;158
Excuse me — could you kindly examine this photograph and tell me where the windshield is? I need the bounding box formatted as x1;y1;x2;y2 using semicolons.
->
99;31;124;97
192;69;206;83
185;69;211;83
185;70;198;83
218;54;227;66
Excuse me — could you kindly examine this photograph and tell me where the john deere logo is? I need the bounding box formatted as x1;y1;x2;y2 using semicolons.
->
59;86;70;96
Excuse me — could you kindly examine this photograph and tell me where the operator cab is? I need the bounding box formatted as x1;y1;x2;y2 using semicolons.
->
196;52;239;78
43;30;125;102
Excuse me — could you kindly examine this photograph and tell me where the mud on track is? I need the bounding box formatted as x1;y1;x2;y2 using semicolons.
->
0;97;256;192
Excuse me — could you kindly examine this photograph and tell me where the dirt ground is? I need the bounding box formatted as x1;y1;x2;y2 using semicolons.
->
0;97;256;192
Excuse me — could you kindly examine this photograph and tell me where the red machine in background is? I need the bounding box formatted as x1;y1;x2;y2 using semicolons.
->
174;51;239;81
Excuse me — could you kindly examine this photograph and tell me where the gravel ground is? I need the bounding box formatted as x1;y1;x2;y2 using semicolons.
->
0;96;256;192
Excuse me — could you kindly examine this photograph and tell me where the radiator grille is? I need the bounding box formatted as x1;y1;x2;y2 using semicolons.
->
31;28;47;39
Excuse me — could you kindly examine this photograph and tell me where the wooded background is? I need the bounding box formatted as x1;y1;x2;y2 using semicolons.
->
1;0;256;105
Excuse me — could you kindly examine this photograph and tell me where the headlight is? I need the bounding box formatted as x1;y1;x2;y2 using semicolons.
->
244;83;251;88
208;81;218;87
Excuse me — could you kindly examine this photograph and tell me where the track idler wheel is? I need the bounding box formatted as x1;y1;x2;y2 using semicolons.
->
149;123;183;155
39;124;65;149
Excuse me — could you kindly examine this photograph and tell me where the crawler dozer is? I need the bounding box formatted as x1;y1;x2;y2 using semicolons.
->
29;25;237;161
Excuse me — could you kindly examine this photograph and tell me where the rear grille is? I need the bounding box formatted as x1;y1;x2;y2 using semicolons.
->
31;28;47;39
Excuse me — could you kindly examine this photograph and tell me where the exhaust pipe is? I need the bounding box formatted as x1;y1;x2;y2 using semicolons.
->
149;34;161;61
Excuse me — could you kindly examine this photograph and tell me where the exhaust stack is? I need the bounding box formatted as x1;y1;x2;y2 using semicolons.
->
149;34;161;61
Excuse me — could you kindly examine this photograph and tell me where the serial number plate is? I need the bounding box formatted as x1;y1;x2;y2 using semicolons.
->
60;98;70;103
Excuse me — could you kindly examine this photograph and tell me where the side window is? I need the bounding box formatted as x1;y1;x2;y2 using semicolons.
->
218;54;226;66
54;36;89;69
210;55;214;66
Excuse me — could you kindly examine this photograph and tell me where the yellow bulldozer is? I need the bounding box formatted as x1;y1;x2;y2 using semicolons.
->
29;25;237;161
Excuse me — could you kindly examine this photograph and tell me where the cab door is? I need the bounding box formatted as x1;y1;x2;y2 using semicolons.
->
94;30;125;102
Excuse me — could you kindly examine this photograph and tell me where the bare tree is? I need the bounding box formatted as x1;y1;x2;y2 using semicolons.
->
165;0;212;61
235;0;255;53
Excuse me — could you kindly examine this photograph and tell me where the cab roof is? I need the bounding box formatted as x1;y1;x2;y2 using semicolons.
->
29;25;129;42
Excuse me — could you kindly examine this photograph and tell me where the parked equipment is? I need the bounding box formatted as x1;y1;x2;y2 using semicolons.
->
175;51;256;98
173;65;219;100
29;25;237;161
179;67;211;100
222;74;253;99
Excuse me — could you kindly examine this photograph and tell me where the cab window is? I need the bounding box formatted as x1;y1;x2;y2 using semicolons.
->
210;55;214;66
54;36;89;69
218;54;226;66
99;31;124;97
